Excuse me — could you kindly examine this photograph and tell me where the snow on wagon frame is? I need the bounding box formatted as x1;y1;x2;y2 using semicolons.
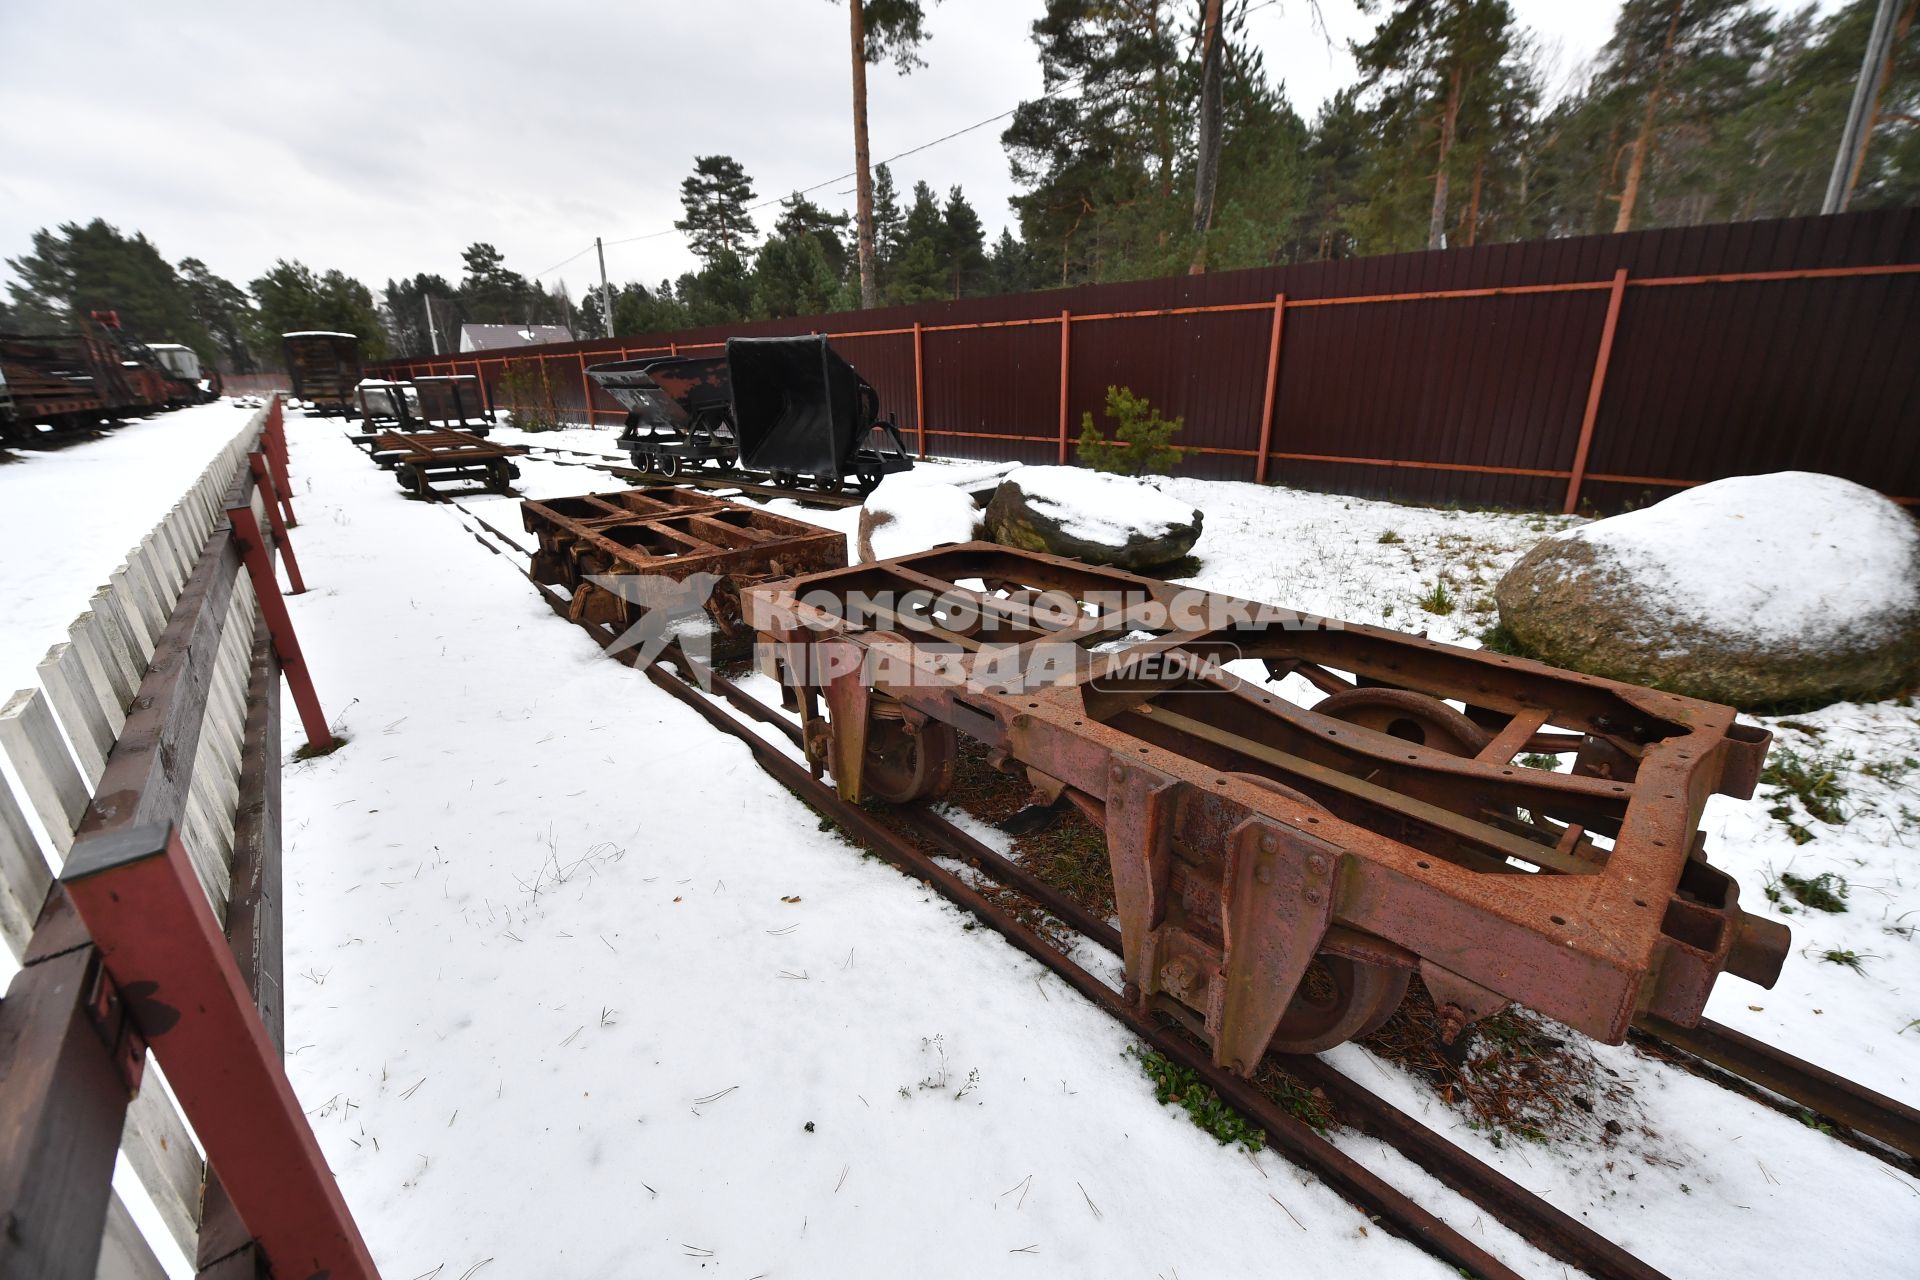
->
746;541;1792;1075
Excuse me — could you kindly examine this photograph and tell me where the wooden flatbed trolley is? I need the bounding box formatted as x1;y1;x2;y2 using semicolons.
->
370;429;526;498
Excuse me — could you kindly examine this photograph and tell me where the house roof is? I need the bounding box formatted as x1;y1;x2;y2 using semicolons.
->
457;323;574;353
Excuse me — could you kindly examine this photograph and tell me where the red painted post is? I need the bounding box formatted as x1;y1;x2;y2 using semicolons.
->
1563;268;1629;515
247;453;306;595
1056;309;1072;464
227;503;332;751
264;398;296;526
912;321;927;458
63;824;378;1279
472;360;491;420
1254;292;1286;485
578;351;593;427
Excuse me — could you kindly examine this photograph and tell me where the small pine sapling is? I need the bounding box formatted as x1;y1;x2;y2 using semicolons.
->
1076;385;1183;476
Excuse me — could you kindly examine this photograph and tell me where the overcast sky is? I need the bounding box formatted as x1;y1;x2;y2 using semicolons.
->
0;1;1818;311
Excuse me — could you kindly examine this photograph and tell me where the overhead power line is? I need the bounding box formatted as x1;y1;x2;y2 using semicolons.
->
548;0;1291;273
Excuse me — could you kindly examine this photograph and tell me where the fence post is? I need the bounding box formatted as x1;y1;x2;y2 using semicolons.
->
1564;268;1629;515
912;321;927;458
226;504;331;753
247;454;306;595
62;823;378;1279
1056;309;1072;464
263;399;296;528
472;360;491;419
1254;292;1286;485
578;352;593;429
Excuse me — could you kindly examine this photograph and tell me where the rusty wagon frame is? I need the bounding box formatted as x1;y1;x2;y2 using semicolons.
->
522;488;845;653
747;542;1789;1074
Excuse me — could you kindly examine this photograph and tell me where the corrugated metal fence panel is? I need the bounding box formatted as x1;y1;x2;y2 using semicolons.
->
370;207;1920;511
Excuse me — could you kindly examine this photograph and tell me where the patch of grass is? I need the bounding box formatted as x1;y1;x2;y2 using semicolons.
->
1518;753;1562;771
1861;756;1919;786
1019;810;1117;921
1477;621;1524;656
1376;529;1403;544
1416;580;1456;616
1129;1046;1265;1152
1361;977;1632;1146
294;732;350;760
1765;869;1850;914
1760;746;1853;826
1820;948;1868;973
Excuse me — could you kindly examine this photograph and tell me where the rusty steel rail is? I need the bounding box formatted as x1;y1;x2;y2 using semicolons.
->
1633;1014;1920;1164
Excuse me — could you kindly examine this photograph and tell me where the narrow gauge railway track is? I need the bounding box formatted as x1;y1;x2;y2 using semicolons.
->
446;497;1655;1280
514;441;865;510
444;495;1919;1277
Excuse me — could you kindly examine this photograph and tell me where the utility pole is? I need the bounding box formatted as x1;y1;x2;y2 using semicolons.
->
1824;0;1902;214
424;296;441;355
595;237;616;339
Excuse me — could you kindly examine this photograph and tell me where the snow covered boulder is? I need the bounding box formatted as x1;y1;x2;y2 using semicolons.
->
856;472;983;563
1495;472;1920;709
984;466;1203;570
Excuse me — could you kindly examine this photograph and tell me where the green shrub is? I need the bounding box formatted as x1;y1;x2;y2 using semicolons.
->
1076;385;1183;476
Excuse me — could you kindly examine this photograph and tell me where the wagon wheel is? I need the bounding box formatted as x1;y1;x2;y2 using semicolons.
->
1314;687;1532;830
816;474;845;494
396;467;423;497
1269;955;1412;1054
1227;772;1412;1052
1314;687;1490;756
485;461;513;493
772;472;801;490
855;466;884;497
715;453;738;471
658;452;682;478
862;698;958;804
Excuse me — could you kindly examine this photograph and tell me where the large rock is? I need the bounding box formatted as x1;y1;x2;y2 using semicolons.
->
984;465;1203;570
1496;471;1920;709
856;472;983;563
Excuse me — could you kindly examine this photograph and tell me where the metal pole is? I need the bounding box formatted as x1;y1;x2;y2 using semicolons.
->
596;237;615;339
1563;269;1630;515
1823;0;1901;214
424;296;441;356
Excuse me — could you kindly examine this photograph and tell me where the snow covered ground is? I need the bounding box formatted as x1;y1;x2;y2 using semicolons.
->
378;422;1920;1280
10;407;1904;1275
0;399;263;695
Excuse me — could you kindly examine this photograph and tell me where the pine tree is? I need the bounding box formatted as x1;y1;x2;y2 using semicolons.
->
5;219;209;348
937;186;987;298
177;257;257;371
675;155;759;262
1349;0;1526;253
251;260;388;357
774;192;854;282
841;1;937;307
754;233;841;317
871;163;905;282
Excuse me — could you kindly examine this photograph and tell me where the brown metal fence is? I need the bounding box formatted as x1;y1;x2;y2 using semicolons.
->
371;206;1920;512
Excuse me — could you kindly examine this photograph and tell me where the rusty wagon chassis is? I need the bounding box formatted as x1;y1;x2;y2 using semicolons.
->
748;542;1789;1074
521;488;845;653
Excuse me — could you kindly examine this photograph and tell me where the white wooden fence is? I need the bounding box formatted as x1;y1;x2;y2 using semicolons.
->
0;407;272;1278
